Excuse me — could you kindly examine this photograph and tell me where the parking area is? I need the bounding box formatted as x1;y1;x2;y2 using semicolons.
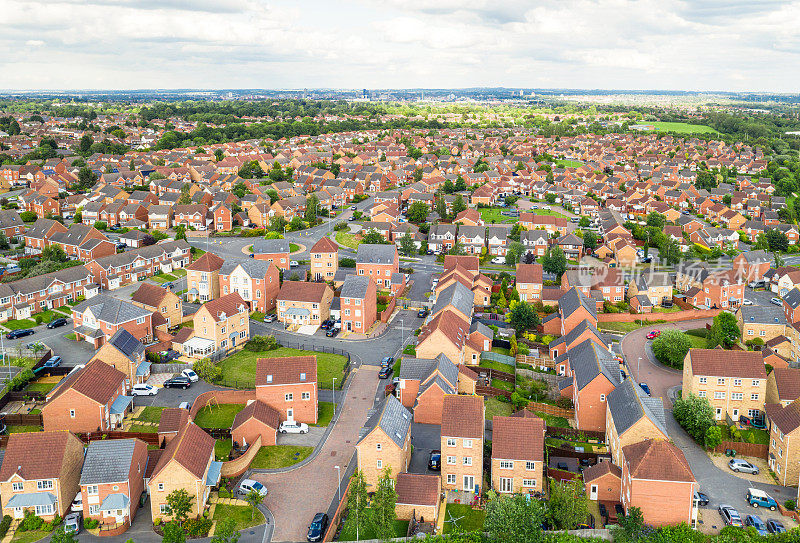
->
408;423;442;475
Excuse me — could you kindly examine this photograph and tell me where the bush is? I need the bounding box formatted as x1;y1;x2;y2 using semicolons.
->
339;257;356;268
402;345;416;356
193;357;222;383
334;222;348;231
184;517;213;538
152;518;162;527
245;335;279;352
20;512;44;532
785;500;796;511
651;330;692;369
9;369;35;391
0;515;12;538
34;314;43;324
555;397;573;409
704;425;722;449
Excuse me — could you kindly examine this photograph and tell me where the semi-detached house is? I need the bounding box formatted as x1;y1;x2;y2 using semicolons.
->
71;295;154;349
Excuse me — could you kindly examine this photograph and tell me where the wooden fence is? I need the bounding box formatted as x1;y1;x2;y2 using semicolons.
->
547;467;578;482
475;384;512;399
0;430;161;449
516;354;555;369
712;441;769;459
468;365;515;384
527;401;574;419
597;308;721;323
545;425;605;441
0;413;43;426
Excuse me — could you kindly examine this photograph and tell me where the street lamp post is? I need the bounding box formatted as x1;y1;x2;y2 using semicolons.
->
332;377;337;417
638;357;642;380
334;465;341;503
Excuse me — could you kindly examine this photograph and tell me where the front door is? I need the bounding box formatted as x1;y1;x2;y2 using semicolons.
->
590;485;598;500
347;322;352;332
732;409;739;421
13;508;23;519
463;475;475;492
715;408;723;421
287;408;294;422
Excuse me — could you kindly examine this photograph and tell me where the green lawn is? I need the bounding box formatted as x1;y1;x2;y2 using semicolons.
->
8;426;42;433
315;401;335;427
193;404;245;428
250;311;266;322
479;207;518;224
173;269;187;277
535;412;570;428
599;320;665;334
289;243;300;253
718;424;769;445
442;504;486;534
479;360;515;374
687;334;707;349
212;503;265;531
129;423;158;433
485;397;514;420
491;378;514;392
23;381;56;393
491;346;510;356
53;305;72;315
555;159;584;168
530;208;569;218
136;406;166;423
215;438;232;461
3;318;36;330
250;445;313;469
64;333;77;340
219;347;347;390
339;512;408;541
335;230;359;249
640;121;717;134
11;529;53;543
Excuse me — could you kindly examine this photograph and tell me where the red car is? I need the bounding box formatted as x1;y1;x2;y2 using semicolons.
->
646;330;660;339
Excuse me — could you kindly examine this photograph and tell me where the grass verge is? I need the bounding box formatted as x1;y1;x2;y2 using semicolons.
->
250;445;313;469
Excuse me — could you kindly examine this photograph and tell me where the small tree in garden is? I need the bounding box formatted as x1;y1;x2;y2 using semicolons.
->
346;470;370;540
165;488;193;526
371;468;397;541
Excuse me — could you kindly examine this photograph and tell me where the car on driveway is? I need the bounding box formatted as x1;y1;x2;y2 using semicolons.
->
181;369;199;382
746;488;777;510
645;330;660;339
263;314;277;323
428;450;441;471
767;519;786;534
718;504;742;527
43;355;62;368
64;512;82;534
46;318;68;329
491;257;505;265
729;458;759;474
320;319;334;330
238;479;267;497
163;376;192;389
131;384;158;396
307;512;329;542
6;329;34;339
279;421;308;434
638;382;650;396
693;491;709;506
745;514;769;535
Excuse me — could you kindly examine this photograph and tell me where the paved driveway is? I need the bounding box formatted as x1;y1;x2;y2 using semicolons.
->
251;365;380;542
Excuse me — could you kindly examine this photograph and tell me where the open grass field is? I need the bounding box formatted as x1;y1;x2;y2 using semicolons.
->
642;122;717;134
250;445;313;469
315;401;335;427
531;208;569;218
479;207;518;224
556;159;584;168
212;503;265;531
335;230;359;249
219;347;347;389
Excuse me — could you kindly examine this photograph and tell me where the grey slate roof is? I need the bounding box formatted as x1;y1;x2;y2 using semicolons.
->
432;281;473;318
252;238;290;254
341;275;371;299
73;294;151;324
558;287;597;320
220;258;273;277
358;395;412;448
568;338;621;391
607;378;668;438
740;304;787;325
399;353;458;388
80;439;140;485
784;288;800;310
356;243;396;264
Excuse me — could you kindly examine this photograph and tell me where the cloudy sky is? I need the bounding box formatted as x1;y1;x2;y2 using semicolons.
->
2;0;800;92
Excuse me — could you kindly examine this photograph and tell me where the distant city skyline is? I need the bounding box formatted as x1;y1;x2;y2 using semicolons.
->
3;0;800;92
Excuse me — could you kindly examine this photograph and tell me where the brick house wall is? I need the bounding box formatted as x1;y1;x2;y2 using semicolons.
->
231;418;277;447
356;427;411;489
491;457;544;495
149;462;210;522
682;355;766;422
584;470;621;502
768;425;800;486
412;385;446;425
621;473;694;527
255;382;318;424
574;375;616;432
193;303;249;351
440;435;483;493
81;442;146;525
605;411;668;465
341;279;377;334
254;251;290;270
42;383;125;433
187;269;220;302
220;265;280;314
310;249;338;280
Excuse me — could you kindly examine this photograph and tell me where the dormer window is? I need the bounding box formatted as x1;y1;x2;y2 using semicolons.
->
267;375;273;383
300;372;306;381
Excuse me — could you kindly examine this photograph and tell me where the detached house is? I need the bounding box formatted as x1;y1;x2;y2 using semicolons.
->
253;239;291;270
186;252;225;303
186;292;250;356
355;395;413;488
72;295;154;348
491;415;546;495
440;394;484;494
310;237;339;281
219;260;280;314
255;355;318;424
356;244;402;293
340;275;377;334
89;328;150;388
276;281;334;327
131;281;182;330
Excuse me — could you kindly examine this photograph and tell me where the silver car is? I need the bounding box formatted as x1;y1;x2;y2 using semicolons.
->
728;458;759;474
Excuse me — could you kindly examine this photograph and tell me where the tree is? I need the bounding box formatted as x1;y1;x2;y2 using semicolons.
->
546;479;589;530
658;237;681;266
615;506;646;543
413;167;423;183
165;488;193;525
451;194;467;218
0;233;9;250
706;311;740;348
19;210;37;223
77;166;97;189
210;518;240;543
93;221;107;231
705;425;723;449
174;224;187;241
346;470;370;541
78;134;94;155
695;170;717;190
646;212;665;229
214;149;225;161
545;193;556;204
305;194;319;225
505;241;524;266
766;229;789;252
508;300;540;333
406;202;429;224
542;246;567;278
74;210;82;224
578;216;590;227
484;493;545;543
178;184;191;205
399;232;415;256
753;232;769;251
245;488;262;520
50;527;78;543
362;229;387;245
41;244;68;262
651;330;692;369
673;394;715;443
582;230;598;252
371;467;397;541
162;521;186;543
232;182;249;198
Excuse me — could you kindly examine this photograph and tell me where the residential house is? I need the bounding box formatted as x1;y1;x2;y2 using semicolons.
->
253;239;291;270
219;260;281;314
606;378;669;464
355;395;413;488
490;415;545;495
340;275;377;334
739;305;788;345
231;400;280;448
89;328;150;388
186;292;250;356
71;295;154;348
396;354;459;424
310;237;339;281
394;473;441;524
562;339;622;432
186;252;225;303
356;244;401;292
440;394;484;494
276;281;334;327
131;281;182;330
515;263;543;302
766;368;800;406
255;355;318;424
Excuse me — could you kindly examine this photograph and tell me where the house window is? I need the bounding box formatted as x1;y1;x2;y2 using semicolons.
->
717;378;725;385
446;438;456;447
70;409;75;418
136;317;145;324
463;439;473;448
35;504;53;516
714;391;726;399
160;504;169;514
376;459;382;469
447;474;456;485
752;380;761;387
36;480;53;490
600;394;606;402
731;393;743;400
463;456;472;466
734;379;742;386
302;392;310;400
285;393;293;401
499;461;513;469
446;456;456;465
699;377;707;384
158;483;164;491
698;391;706;398
87;485;99;495
11;482;23;492
751;393;760;400
376;443;382;451
499;477;513;493
525;461;535;470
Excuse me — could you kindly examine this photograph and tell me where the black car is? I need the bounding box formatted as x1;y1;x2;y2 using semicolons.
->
163;376;192;389
694;492;709;506
378;366;393;379
428;450;441;471
766;519;786;534
417;308;428;318
307;512;329;542
46;318;68;329
380;356;394;368
320;319;334;330
6;329;34;339
325;328;339;338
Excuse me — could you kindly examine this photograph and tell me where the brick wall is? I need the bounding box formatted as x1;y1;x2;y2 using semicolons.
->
189;389;257;419
597;308;721;323
221;435;263;478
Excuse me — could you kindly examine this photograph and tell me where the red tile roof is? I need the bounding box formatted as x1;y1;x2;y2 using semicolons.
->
277;281;331;303
187;251;224;272
0;431;82;481
516;263;543;284
310;237;339;254
395;473;440;506
200;292;248;322
622;439;695;482
131;282;171;308
491;415;545;462
151;423;214;480
47;359;125;405
441;394;483;439
256;356;317;387
688;349;766;378
232;400;280;430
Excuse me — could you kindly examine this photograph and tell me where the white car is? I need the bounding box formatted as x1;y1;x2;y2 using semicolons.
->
181;369;199;382
71;493;82;512
491;257;505;265
290;260;299;267
179;401;192;410
238;479;268;497
742;299;753;305
771;297;782;306
279;421;309;434
131;384;158;396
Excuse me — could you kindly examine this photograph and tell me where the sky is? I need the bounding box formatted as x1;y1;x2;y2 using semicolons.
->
2;0;800;92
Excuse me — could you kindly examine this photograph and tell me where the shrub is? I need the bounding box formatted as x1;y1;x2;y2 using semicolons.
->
334;222;348;231
245;335;279;352
152;518;162;527
704;425;722;449
0;515;12;538
184;517;213;538
651;330;692;369
34;314;43;324
193;357;222;383
555;397;573;409
402;345;416;356
785;500;796;511
339;257;356;268
20;512;44;532
9;369;35;391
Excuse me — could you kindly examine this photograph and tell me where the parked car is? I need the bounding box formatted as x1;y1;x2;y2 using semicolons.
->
131;384;158;396
729;458;759;474
428;450;441;471
693;491;709;506
307;512;329;542
742;298;753;305
320;319;334;330
766;519;787;534
746;488;777;510
491;257;505;265
264;314;277;323
638;382;651;396
325;328;339;338
71;493;83;512
43;355;62;368
771;297;783;306
350;205;357;211
381;356;394;368
179;401;192;410
46;318;68;329
163;376;192;389
64;512;82;534
718;504;742;527
238;479;268;497
646;330;660;339
6;329;34;339
417;308;429;318
290;260;299;267
378;366;393;379
181;369;199;382
279;421;309;434
745;514;769;535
